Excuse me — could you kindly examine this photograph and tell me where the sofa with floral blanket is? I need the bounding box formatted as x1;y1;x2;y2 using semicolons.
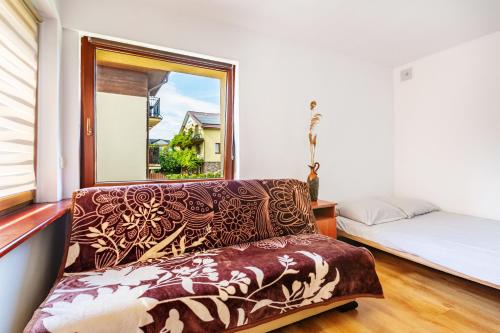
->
25;179;383;333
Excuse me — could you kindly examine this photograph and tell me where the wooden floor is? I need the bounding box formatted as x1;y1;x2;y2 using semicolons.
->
274;246;500;333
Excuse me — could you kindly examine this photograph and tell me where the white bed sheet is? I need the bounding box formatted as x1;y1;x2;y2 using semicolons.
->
337;211;500;287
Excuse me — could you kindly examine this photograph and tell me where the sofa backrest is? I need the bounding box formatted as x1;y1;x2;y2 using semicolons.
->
64;179;317;273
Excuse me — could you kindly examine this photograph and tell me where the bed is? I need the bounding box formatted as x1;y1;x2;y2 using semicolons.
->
336;199;500;290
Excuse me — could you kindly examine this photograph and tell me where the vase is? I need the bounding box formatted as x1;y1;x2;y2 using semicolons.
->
307;162;320;201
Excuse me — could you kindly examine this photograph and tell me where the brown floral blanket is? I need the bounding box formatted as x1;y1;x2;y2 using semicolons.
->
25;179;383;332
64;179;318;274
25;234;383;333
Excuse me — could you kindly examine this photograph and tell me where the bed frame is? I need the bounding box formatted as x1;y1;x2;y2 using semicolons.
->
236;299;358;332
338;230;500;290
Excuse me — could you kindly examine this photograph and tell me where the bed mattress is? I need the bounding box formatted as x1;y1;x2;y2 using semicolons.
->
337;211;500;287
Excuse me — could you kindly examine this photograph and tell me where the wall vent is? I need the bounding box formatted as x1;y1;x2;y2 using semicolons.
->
400;68;413;82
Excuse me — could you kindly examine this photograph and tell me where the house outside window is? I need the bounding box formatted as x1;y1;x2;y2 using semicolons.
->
179;112;222;173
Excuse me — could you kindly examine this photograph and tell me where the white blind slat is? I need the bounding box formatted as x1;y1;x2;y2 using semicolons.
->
0;151;33;164
0;37;37;69
0;114;34;137
0;141;34;153
0;172;35;186
0;164;34;175
0;44;37;83
0;92;35;118
5;0;38;32
0;183;36;198
0;106;35;124
0;2;37;49
0;0;37;202
0;19;37;65
0;128;34;142
0;79;36;107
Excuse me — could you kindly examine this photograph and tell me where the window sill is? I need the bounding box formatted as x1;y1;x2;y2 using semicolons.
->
94;178;228;186
0;200;71;258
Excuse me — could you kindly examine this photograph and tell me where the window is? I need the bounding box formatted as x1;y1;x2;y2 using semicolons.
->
81;37;235;187
0;0;39;213
215;143;221;154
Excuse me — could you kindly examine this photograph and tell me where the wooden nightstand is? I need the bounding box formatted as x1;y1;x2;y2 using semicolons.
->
311;200;337;238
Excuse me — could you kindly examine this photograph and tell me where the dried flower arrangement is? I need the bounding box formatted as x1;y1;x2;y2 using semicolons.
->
307;100;322;201
308;100;322;166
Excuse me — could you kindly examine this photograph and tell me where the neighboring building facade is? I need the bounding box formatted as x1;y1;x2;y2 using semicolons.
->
95;50;168;182
180;111;221;173
148;139;170;172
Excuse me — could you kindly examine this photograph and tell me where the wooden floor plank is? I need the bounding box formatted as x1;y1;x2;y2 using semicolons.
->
273;248;500;333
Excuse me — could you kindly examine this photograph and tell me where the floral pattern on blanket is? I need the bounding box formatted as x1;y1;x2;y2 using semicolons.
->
26;234;383;333
66;179;317;273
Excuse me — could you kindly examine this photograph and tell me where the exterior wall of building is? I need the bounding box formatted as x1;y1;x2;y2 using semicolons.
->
198;141;205;159
184;117;197;131
96;92;147;182
182;115;221;169
202;128;221;163
203;162;220;173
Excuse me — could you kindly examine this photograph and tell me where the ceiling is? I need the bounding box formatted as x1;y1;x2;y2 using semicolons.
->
160;0;500;66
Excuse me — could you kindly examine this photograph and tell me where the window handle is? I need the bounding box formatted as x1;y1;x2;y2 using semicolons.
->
86;117;93;136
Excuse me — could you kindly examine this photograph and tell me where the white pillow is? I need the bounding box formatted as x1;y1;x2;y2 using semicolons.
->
378;196;439;218
336;198;406;226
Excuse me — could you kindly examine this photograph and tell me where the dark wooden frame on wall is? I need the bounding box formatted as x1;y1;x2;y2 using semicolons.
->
80;37;235;188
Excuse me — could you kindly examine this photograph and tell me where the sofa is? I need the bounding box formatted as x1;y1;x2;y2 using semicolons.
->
25;179;383;333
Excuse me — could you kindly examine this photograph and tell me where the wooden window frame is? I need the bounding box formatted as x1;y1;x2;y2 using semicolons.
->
81;37;235;188
0;191;35;217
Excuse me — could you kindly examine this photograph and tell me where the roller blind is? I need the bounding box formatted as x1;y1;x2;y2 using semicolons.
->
0;0;38;203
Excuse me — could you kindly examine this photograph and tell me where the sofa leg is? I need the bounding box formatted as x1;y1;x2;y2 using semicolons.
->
335;301;358;312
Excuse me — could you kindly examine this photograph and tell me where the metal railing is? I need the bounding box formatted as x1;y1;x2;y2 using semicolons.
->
192;133;204;143
149;96;162;118
148;145;160;164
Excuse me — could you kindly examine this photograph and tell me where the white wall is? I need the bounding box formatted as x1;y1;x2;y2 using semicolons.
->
36;17;63;203
0;217;67;333
59;0;394;201
394;31;500;220
61;28;81;198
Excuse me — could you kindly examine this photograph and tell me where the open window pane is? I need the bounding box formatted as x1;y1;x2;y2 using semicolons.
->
93;48;229;183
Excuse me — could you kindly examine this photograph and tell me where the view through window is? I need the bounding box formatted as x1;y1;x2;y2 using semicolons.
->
147;73;222;181
84;41;234;186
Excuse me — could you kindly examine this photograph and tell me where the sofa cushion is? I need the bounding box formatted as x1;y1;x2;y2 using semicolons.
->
26;234;383;333
66;179;317;273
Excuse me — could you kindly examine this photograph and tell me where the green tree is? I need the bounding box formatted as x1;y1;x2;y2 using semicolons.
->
170;128;194;150
159;147;181;173
159;129;204;175
172;148;203;174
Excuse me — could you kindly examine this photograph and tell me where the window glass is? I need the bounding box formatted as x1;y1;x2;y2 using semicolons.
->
94;49;228;182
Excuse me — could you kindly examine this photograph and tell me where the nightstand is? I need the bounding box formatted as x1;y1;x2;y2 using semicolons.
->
311;200;337;238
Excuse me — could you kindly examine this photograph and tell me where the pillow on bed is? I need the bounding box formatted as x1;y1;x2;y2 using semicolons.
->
336;198;406;226
379;196;439;218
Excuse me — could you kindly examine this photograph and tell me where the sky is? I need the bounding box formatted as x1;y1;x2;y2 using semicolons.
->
149;72;220;140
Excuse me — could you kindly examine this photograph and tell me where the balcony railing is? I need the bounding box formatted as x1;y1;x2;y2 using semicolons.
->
149;145;160;164
192;133;204;143
149;96;162;119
